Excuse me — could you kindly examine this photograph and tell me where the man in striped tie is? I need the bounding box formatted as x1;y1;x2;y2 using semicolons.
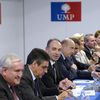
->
0;53;24;100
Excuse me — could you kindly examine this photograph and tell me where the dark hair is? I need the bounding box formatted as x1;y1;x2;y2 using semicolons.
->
46;38;61;48
26;48;50;65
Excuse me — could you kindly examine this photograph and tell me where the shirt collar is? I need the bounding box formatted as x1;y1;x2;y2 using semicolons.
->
61;53;66;60
50;60;55;66
29;66;36;81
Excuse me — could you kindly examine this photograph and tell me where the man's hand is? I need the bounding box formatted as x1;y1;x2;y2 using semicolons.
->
88;65;96;72
59;78;76;90
58;89;72;100
71;64;77;70
91;71;100;79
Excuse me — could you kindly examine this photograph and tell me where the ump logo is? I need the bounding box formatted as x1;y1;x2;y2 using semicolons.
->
51;2;81;21
61;3;71;13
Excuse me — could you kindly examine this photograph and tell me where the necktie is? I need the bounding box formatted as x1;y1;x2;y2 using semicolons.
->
52;64;57;83
10;86;19;100
34;79;39;96
35;78;42;97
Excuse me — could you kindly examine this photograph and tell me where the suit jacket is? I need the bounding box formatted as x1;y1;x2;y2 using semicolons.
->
71;55;90;70
16;65;57;100
41;61;65;89
84;45;100;64
71;56;93;79
84;45;94;60
0;74;22;100
57;55;77;80
58;55;93;80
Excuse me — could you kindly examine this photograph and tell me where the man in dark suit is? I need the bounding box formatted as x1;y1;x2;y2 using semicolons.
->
17;48;71;100
0;53;24;100
57;38;78;80
41;39;75;91
58;55;77;80
59;38;99;80
84;34;97;63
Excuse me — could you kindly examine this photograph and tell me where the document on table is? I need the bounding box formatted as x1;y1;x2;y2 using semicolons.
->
72;85;86;97
72;80;95;97
73;80;94;84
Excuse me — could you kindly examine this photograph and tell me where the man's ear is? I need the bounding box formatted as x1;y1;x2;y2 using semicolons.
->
44;48;47;52
45;47;49;53
2;67;8;76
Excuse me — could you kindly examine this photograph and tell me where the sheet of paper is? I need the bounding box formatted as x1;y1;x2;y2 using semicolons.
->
72;85;86;97
84;90;95;96
73;80;94;84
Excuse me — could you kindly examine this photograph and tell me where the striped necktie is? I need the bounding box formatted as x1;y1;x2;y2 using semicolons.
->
10;86;19;100
52;64;57;83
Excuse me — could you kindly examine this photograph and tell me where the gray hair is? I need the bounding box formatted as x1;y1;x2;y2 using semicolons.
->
0;53;21;69
84;34;94;43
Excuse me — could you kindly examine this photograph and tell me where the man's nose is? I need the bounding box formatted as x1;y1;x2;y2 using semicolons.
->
18;71;23;77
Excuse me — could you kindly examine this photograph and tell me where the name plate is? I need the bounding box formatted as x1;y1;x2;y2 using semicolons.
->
84;90;95;96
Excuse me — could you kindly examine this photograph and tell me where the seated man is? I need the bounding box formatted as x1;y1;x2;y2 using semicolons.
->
0;53;24;100
41;39;75;93
84;33;100;64
17;48;72;100
58;38;99;80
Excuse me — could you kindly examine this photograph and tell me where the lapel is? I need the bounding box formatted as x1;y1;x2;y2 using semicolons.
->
85;46;96;61
50;61;61;83
0;75;15;100
24;65;37;93
59;55;68;67
59;55;71;70
48;62;55;77
24;65;42;97
35;78;42;97
54;61;64;82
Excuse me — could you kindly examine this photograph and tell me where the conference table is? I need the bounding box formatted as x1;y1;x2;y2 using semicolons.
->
65;79;100;100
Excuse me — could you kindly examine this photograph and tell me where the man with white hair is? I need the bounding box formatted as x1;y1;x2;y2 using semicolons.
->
0;53;24;100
